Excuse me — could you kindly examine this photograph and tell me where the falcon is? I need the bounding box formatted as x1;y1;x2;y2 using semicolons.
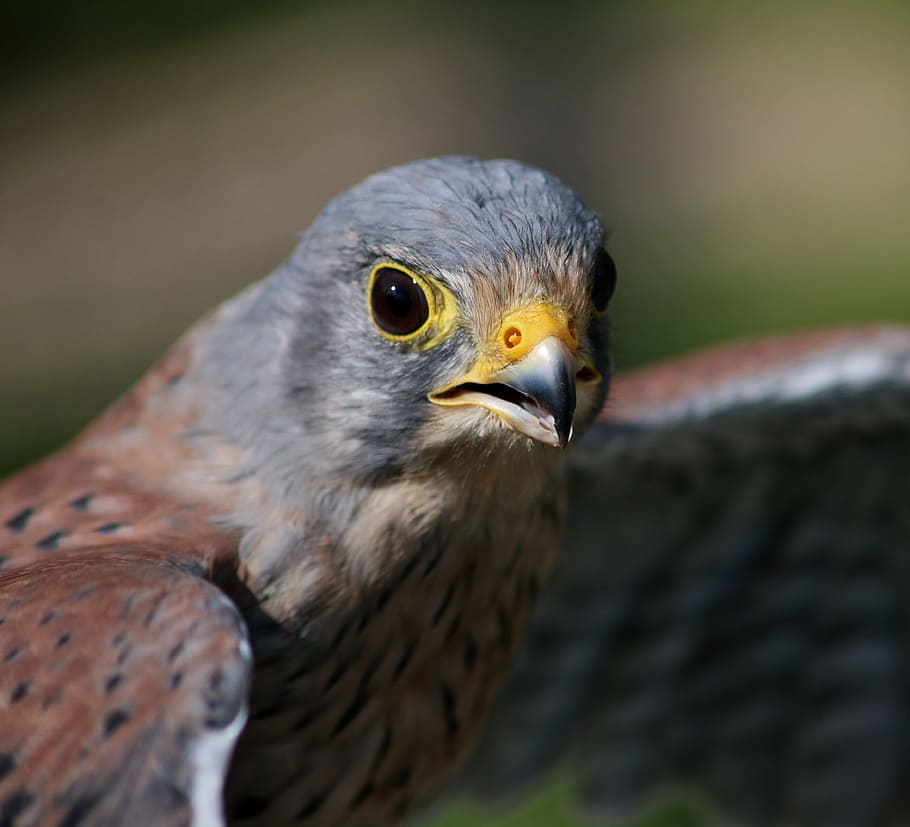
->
0;157;908;827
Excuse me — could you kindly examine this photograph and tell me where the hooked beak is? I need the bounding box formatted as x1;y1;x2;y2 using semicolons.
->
428;302;600;448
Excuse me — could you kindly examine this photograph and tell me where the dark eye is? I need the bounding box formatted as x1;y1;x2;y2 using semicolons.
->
370;266;430;337
591;248;617;314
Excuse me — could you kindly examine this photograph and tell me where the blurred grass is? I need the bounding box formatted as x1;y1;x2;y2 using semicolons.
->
1;2;909;824
430;778;718;827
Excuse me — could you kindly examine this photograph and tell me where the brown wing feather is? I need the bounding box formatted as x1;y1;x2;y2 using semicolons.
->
0;551;251;826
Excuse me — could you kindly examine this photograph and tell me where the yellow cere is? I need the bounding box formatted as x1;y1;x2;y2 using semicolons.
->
438;301;584;390
494;302;578;364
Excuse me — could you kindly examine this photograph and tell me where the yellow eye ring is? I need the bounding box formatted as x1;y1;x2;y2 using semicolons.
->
366;262;458;349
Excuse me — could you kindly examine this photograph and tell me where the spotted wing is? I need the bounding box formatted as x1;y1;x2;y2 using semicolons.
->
0;551;251;826
465;326;910;826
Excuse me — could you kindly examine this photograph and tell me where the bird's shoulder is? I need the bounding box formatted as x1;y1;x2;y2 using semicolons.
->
1;332;240;574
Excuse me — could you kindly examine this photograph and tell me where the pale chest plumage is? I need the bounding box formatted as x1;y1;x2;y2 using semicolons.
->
225;465;566;826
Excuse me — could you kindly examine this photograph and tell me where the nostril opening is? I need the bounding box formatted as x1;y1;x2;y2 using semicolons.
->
503;326;522;349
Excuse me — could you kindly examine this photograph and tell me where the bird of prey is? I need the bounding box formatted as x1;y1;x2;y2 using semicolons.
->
0;157;908;827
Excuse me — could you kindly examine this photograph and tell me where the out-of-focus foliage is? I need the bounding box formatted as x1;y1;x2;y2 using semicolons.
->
431;778;718;827
1;0;307;81
1;2;908;824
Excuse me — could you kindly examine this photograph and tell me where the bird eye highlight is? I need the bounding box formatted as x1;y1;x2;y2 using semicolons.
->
368;264;433;341
591;248;617;315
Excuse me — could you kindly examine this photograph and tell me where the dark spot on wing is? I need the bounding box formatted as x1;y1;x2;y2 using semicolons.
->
69;494;94;511
118;593;139;619
204;667;244;728
56;632;72;648
40;610;57;625
70;587;96;603
11;682;29;703
0;789;34;825
104;674;122;694
57;792;100;827
0;752;16;782
209;668;224;691
36;529;68;551
94;522;125;534
42;690;61;710
5;507;34;533
170;672;184;690
103;708;131;737
143;601;163;627
4;646;21;663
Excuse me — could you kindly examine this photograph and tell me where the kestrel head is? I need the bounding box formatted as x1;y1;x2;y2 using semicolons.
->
199;157;615;488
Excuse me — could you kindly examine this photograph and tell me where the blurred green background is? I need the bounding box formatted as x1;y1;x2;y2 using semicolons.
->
1;2;909;824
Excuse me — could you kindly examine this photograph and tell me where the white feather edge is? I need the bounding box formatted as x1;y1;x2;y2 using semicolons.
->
189;700;249;827
631;336;910;427
190;629;253;827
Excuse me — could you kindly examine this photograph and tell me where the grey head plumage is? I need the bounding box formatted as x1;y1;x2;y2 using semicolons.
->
193;157;611;499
